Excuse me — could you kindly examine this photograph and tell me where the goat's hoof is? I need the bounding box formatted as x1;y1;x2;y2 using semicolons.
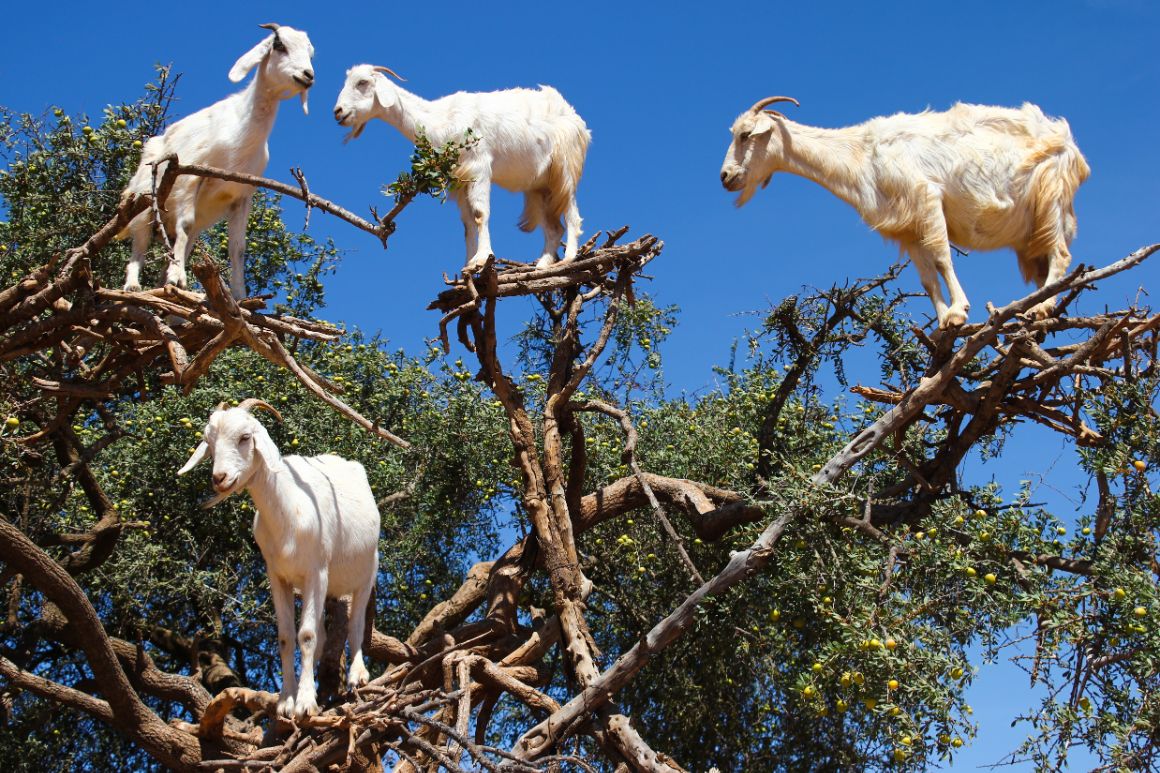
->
347;663;370;690
276;694;296;717
1026;301;1055;321
293;693;319;719
535;255;556;269
123;282;142;293
940;308;968;328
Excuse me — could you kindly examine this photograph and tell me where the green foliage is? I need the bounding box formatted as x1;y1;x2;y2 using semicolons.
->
385;129;476;205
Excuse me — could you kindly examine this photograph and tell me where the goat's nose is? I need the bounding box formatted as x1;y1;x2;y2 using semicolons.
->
720;170;729;182
302;69;315;82
333;106;343;119
212;472;228;488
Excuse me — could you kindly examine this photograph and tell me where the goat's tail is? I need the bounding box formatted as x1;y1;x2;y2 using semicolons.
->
544;114;591;224
1019;130;1090;282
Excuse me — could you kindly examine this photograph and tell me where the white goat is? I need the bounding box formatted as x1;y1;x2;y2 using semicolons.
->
177;399;380;718
720;98;1090;327
333;64;590;270
120;24;315;298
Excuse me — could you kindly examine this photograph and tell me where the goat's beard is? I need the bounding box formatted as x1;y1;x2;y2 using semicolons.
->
734;173;772;208
342;120;367;144
200;489;233;509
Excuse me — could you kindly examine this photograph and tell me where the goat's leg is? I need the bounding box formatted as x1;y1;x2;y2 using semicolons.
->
294;574;327;717
456;192;478;269
916;193;970;327
908;244;953;327
1027;245;1071;320
345;583;373;690
269;574;299;717
122;217;151;292
162;210;196;289
465;176;494;271
537;203;565;270
225;194;254;299
561;198;582;263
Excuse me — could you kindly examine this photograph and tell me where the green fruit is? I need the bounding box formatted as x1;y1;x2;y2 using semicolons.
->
4;416;18;428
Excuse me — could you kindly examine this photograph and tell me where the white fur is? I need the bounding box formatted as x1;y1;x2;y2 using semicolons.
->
178;404;379;719
721;100;1090;327
120;25;315;297
334;64;591;270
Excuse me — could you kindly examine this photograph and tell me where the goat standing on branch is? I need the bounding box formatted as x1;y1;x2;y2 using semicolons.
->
720;98;1090;327
178;399;380;719
120;24;315;298
333;64;590;271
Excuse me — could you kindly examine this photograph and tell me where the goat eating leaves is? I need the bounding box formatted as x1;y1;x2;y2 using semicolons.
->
333;63;591;271
721;98;1090;327
178;399;380;718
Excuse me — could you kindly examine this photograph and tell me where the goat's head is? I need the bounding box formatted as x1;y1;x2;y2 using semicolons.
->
720;96;799;207
229;24;316;114
333;64;406;141
177;399;286;507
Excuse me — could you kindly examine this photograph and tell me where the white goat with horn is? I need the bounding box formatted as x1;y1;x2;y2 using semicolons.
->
178;399;380;718
121;24;315;298
720;98;1090;327
333;64;590;270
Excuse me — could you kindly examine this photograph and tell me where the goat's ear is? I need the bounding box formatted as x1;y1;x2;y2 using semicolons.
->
178;441;210;476
252;424;288;474
374;74;397;110
229;35;272;83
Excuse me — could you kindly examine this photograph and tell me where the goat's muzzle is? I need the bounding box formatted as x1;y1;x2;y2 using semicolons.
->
212;472;236;493
720;168;744;192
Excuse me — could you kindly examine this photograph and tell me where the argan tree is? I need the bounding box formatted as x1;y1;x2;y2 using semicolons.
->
1;73;1157;772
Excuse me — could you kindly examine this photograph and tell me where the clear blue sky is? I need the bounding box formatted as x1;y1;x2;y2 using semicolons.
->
3;1;1158;768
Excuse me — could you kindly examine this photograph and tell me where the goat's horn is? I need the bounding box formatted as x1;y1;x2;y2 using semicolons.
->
372;65;407;82
258;22;281;32
750;96;800;113
237;398;284;422
216;401;230;412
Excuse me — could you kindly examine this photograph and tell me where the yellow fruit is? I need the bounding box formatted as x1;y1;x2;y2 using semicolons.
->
900;735;913;746
1082;527;1091;535
802;685;815;698
974;509;987;519
769;609;781;622
966;567;977;578
885;638;898;650
840;673;852;688
888;679;899;690
954;515;965;525
852;672;865;686
979;531;991;541
984;573;997;585
1133;460;1147;472
4;416;19;428
950;667;964;680
1056;526;1067;536
836;699;848;713
1134;606;1147;618
952;738;963;748
1114;588;1127;600
864;698;877;710
812;662;823;673
894;749;908;762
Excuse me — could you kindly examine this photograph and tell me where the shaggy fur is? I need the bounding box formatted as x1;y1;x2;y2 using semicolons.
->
721;100;1090;326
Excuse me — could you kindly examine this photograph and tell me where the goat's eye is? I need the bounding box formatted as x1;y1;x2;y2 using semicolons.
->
738;131;751;142
240;433;252;443
272;37;287;53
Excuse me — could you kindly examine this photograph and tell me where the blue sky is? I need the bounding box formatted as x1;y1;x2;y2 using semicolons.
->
3;1;1158;768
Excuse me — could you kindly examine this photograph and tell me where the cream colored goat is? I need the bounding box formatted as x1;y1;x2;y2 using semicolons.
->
721;98;1090;327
